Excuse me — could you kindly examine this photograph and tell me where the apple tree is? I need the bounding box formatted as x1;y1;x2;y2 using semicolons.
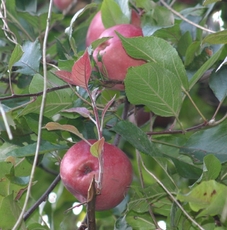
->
1;0;227;229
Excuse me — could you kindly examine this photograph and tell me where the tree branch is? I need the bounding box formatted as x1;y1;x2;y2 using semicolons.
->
23;174;61;221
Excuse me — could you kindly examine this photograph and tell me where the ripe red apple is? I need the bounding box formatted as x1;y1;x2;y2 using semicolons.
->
86;11;106;47
86;10;141;47
53;0;72;11
93;24;145;90
60;140;133;211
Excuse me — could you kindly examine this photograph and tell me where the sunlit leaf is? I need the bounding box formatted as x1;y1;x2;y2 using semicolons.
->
203;30;227;44
118;35;188;89
177;180;227;217
125;63;182;117
101;0;129;28
90;137;105;158
201;154;221;181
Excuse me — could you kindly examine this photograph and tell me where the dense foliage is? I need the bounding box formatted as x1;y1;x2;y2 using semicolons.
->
1;0;227;229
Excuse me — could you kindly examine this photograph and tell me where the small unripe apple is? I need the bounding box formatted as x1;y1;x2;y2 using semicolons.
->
53;0;72;11
93;24;145;90
60;140;133;211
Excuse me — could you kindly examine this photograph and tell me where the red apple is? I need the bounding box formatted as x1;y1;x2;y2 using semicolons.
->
93;24;145;90
53;0;72;11
86;10;141;47
86;11;106;47
60;139;133;211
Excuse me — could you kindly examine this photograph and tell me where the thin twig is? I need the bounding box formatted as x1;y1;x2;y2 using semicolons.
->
146;121;207;135
0;84;69;101
159;0;215;34
86;177;97;230
12;1;53;229
182;87;207;122
136;151;161;229
141;158;205;230
0;102;13;140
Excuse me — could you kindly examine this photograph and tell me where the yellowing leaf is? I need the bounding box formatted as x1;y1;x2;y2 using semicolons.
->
177;180;227;216
45;122;85;142
90;137;105;158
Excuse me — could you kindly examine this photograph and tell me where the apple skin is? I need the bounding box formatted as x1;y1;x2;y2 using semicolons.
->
86;10;141;47
93;24;145;90
86;11;106;47
60;140;133;211
53;0;72;11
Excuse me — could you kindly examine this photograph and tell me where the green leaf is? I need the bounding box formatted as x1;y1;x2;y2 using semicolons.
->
125;63;183;117
177;180;227;217
0;162;11;197
118;35;189;89
126;212;155;230
90;137;105;158
13;39;41;75
169;157;202;179
5;167;30;186
19;73;74;118
0;193;24;229
101;0;129;28
5;141;67;158
8;44;23;71
203;30;227;44
114;215;132;230
184;41;201;66
201;154;221;181
26;223;50;230
113;120;161;157
177;31;192;57
209;66;227;101
189;45;226;90
181;120;227;163
130;181;174;215
151;4;174;28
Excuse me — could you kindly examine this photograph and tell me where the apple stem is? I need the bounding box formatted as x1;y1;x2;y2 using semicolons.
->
87;90;102;140
86;88;104;191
